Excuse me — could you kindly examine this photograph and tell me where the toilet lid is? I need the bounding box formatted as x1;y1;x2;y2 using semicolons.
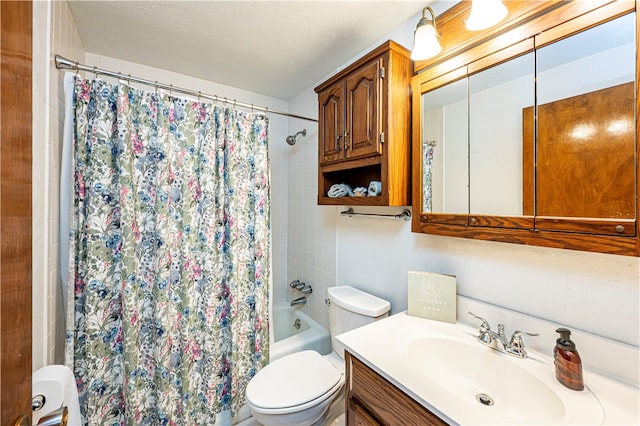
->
246;350;342;410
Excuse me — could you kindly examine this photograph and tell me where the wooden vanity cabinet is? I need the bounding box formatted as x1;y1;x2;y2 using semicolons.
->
345;351;447;426
315;40;412;206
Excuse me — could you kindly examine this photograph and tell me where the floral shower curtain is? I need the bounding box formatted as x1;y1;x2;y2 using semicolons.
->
65;76;270;425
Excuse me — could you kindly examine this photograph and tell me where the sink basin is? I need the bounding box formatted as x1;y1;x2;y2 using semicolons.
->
395;327;605;425
404;338;565;424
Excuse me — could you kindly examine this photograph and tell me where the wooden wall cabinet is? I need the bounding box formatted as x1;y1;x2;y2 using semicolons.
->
315;40;412;206
345;351;447;426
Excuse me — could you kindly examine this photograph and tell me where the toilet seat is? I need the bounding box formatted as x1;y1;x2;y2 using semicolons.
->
246;350;344;415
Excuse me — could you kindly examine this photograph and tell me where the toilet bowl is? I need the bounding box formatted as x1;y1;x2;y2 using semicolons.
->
246;286;390;426
32;365;81;426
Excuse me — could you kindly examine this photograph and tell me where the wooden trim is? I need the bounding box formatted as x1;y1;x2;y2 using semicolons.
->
535;0;634;48
535;217;636;237
636;0;640;256
420;213;468;226
1;1;33;424
413;0;615;75
315;40;410;93
418;65;467;94
414;222;638;256
469;215;535;230
467;38;534;75
413;1;564;73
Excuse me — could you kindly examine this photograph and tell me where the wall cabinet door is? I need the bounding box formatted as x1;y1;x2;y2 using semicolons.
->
319;80;345;164
346;58;383;161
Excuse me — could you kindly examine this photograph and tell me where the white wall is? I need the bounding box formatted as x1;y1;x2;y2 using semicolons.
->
287;11;640;347
33;0;86;370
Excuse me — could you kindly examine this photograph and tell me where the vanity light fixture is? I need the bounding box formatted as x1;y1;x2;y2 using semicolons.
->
466;0;508;31
411;6;442;61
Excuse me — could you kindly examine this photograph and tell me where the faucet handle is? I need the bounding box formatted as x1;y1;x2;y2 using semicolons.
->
468;311;491;331
507;330;539;358
289;280;301;288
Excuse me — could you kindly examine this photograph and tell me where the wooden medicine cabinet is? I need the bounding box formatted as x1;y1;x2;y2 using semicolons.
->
315;40;412;206
411;0;639;256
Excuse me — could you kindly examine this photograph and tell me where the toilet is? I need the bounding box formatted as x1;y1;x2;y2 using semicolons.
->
245;286;391;426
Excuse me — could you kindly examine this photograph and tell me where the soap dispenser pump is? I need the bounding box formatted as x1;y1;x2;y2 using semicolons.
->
554;328;584;391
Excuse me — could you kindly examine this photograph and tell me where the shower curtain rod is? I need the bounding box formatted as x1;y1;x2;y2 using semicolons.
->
54;54;318;123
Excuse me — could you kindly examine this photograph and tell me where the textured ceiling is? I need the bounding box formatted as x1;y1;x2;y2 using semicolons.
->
68;1;434;101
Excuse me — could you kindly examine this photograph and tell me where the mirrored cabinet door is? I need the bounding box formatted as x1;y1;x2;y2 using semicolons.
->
535;13;636;227
469;52;535;218
421;77;469;215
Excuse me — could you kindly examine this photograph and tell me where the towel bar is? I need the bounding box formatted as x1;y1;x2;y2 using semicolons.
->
340;208;411;221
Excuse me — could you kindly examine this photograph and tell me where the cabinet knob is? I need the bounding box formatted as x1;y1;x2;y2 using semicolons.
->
470;217;477;225
616;224;625;233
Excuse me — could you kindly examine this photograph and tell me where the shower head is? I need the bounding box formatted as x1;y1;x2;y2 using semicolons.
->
286;129;307;146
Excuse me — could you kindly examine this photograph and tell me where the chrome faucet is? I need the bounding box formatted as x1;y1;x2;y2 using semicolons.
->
468;311;538;358
290;279;313;294
290;296;307;307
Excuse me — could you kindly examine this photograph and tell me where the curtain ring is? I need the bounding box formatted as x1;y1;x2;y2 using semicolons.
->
233;99;237;107
93;66;98;79
197;91;201;102
223;97;228;106
154;81;159;94
169;84;173;95
251;103;254;114
73;61;79;75
127;74;131;85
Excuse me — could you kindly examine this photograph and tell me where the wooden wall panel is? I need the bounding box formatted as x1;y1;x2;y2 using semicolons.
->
1;1;33;425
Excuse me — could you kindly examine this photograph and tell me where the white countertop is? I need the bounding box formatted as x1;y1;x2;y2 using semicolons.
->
337;311;640;425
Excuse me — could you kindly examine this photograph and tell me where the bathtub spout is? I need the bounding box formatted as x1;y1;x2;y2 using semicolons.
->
290;296;307;307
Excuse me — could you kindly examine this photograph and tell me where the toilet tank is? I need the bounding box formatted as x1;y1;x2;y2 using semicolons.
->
327;286;391;359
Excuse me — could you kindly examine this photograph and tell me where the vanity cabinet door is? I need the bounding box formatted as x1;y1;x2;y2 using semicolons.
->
349;400;382;426
346;351;447;426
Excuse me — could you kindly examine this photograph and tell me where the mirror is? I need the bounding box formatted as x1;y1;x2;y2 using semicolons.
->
469;52;534;217
421;78;468;214
419;12;635;226
534;13;636;221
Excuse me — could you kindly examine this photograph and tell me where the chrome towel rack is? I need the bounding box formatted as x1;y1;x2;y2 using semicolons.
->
340;208;411;221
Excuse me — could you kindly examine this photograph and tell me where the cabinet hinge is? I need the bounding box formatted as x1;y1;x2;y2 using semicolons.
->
380;132;385;144
380;67;385;79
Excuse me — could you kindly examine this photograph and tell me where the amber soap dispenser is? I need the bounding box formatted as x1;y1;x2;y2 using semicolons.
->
554;328;584;391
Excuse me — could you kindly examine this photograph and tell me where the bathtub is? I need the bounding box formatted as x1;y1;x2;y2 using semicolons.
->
269;304;331;362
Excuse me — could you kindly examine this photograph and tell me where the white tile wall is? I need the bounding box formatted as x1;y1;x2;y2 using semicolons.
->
33;0;86;370
286;89;336;330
